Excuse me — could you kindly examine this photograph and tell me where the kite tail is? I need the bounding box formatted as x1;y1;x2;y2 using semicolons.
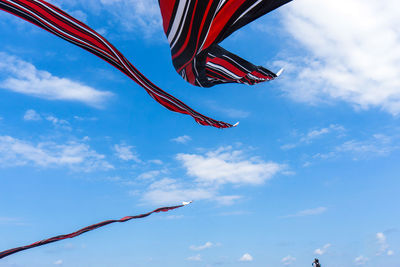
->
0;0;233;128
0;202;191;260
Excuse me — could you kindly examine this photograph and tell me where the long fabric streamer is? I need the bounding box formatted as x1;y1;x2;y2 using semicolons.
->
0;0;233;128
0;203;189;259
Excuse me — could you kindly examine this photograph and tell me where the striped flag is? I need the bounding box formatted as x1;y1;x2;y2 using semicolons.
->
159;0;292;87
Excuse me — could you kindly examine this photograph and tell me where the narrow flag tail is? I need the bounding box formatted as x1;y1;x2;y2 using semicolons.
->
0;203;190;259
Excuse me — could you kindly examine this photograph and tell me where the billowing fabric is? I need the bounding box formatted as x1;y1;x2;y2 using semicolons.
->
0;204;186;259
159;0;292;87
0;0;232;128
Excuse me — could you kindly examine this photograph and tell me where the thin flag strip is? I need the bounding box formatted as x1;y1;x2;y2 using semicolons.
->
0;0;233;128
0;203;188;259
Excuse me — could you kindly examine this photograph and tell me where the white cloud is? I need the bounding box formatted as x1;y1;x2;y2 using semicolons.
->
0;135;113;171
278;0;400;114
354;255;369;265
314;243;331;255
187;254;202;261
114;143;141;163
141;147;285;206
24;109;42;121
239;253;253;262
387;250;394;256
140;146;288;206
177;146;285;186
0;52;113;107
281;255;296;265
53;259;63;265
190;242;214;251
283;207;327;218
171;135;192;144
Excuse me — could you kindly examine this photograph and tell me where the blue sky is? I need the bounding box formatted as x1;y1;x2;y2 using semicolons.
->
0;0;399;266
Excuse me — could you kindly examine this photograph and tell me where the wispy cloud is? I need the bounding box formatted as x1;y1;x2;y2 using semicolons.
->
377;232;389;255
69;9;87;22
164;215;184;220
148;159;163;165
171;135;192;144
138;170;162;180
0;52;113;107
314;243;331;255
177;146;286;186
98;0;163;38
23;109;72;130
45;115;71;130
190;242;215;251
215;195;242;206
283;207;327;218
0;217;24;226
239;253;253;262
73;115;98;122
336;135;397;158
277;0;400;114
206;101;250;119
186;254;202;261
53;259;63;265
51;0;163;39
0;135;113;171
24;109;42;121
376;232;394;256
219;210;251;217
281;255;296;265
281;124;345;150
301;125;345;143
354;255;369;265
314;133;400;160
114;143;141;163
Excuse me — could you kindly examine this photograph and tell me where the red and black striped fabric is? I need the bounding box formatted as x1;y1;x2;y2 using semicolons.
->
0;204;186;259
0;0;232;128
159;0;292;87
